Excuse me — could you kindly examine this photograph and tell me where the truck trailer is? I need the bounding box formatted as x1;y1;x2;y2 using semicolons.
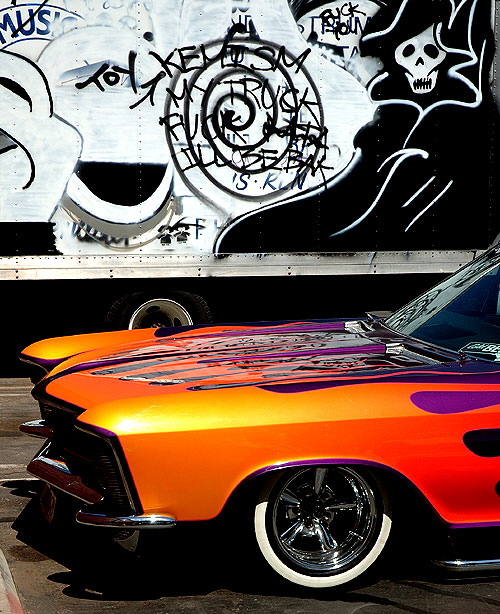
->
0;0;497;330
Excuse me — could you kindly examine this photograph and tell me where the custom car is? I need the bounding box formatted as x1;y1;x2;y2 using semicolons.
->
20;246;500;589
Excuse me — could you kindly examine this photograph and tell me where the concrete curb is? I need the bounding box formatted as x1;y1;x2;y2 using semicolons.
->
0;550;23;614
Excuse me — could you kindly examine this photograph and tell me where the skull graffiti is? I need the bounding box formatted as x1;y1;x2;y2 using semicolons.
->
395;26;446;94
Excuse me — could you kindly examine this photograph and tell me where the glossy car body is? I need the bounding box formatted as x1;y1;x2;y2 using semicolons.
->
20;246;500;588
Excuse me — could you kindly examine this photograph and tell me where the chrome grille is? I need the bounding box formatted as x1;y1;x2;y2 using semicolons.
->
64;429;134;515
38;399;136;516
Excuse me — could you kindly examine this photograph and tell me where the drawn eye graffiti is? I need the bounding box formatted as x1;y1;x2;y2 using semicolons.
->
0;74;34;187
0;49;82;217
0;76;33;109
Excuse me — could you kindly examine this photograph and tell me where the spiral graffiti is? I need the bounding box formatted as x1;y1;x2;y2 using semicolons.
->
163;31;326;204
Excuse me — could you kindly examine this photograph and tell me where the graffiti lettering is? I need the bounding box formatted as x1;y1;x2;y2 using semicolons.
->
147;24;249;79
111;51;138;93
322;2;366;21
166;106;329;176
165;78;194;109
177;144;228;171
231;12;254;35
72;221;131;248
320;4;367;41
10;0;48;37
0;6;60;44
75;51;139;94
75;62;110;92
76;23;312;112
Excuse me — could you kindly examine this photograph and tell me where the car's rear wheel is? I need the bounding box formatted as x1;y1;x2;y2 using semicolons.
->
254;466;392;589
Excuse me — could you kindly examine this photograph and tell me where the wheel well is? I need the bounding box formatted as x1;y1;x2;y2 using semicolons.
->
221;461;443;538
214;461;448;584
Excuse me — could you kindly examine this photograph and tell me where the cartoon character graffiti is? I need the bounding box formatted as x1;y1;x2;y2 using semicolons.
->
329;0;497;241
216;0;499;253
0;49;81;222
38;25;176;249
0;0;177;249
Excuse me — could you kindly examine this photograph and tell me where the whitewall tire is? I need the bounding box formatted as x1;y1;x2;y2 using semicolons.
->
254;466;392;589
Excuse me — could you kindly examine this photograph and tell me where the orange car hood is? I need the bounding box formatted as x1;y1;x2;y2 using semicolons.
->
27;319;457;412
83;321;421;388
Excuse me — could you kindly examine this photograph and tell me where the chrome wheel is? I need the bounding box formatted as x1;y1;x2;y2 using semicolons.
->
255;466;391;588
106;291;213;330
272;467;377;571
129;298;193;328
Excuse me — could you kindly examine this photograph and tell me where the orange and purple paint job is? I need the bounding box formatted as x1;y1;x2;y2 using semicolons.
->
19;246;500;589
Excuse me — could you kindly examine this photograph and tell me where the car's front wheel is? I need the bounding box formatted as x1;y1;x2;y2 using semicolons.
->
254;466;392;589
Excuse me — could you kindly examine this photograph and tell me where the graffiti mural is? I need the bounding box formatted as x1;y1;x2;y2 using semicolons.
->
0;0;497;255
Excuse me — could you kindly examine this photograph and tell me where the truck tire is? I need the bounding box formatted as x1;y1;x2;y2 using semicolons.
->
106;291;213;330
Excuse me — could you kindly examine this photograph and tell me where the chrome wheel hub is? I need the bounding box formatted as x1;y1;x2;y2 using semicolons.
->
271;467;378;573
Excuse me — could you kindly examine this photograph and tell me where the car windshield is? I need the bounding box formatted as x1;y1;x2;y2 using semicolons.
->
384;247;500;362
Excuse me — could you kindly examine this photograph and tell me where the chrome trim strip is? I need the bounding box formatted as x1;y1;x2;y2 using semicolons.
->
20;419;53;439
27;451;103;505
433;558;500;572
76;511;176;528
0;251;478;281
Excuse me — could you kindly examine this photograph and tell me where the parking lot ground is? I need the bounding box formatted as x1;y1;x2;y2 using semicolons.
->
3;378;500;613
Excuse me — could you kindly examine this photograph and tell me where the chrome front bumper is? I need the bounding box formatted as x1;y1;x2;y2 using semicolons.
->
76;511;176;528
28;452;104;505
20;419;176;529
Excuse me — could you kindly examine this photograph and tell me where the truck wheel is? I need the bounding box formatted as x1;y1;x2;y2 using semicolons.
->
106;291;213;330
